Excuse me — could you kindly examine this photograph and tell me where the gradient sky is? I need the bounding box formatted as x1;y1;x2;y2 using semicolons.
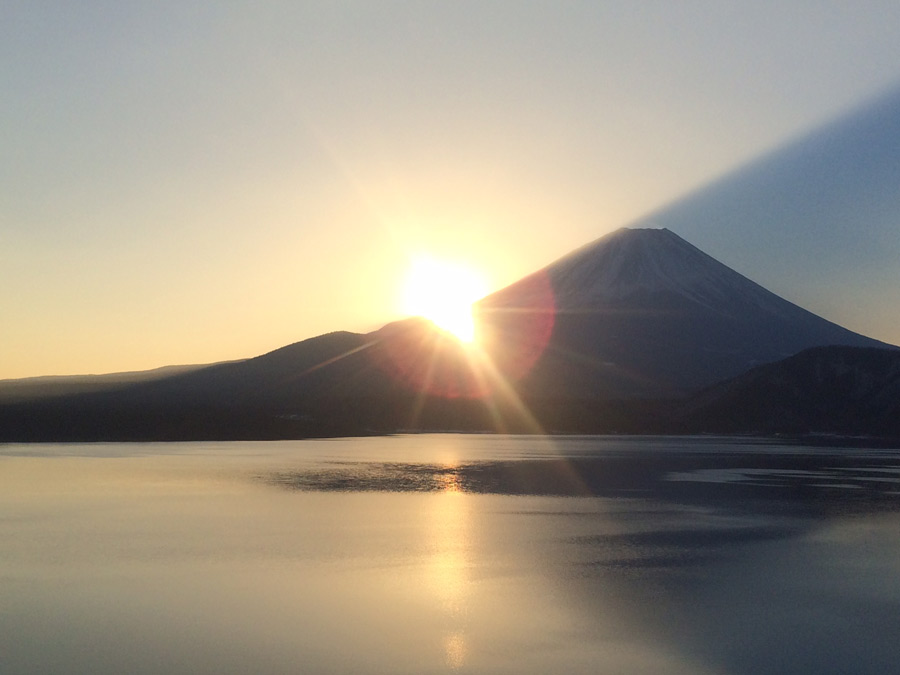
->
4;1;900;379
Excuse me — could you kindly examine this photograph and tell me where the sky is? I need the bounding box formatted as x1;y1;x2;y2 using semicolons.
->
3;1;900;379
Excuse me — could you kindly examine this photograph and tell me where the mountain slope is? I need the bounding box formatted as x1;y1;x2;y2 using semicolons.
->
680;346;900;436
0;322;501;441
478;227;892;398
0;364;211;403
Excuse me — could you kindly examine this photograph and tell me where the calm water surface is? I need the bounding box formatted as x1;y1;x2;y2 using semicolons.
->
2;435;899;674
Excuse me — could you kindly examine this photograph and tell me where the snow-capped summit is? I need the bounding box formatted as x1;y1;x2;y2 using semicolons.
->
542;227;791;316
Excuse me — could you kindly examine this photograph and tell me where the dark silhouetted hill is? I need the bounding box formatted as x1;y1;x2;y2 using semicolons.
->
679;346;900;437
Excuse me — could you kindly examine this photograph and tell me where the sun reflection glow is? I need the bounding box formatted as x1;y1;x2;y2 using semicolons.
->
426;465;472;669
437;468;463;494
444;631;468;669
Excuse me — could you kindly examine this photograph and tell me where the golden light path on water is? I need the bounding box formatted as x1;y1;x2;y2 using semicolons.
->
420;448;594;670
428;465;470;669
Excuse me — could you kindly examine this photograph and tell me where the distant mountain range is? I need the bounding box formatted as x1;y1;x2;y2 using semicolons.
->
1;228;896;442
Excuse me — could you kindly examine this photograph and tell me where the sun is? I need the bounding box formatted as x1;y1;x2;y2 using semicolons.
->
401;255;489;343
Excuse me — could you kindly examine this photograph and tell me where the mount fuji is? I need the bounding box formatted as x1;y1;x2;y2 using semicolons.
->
477;226;890;400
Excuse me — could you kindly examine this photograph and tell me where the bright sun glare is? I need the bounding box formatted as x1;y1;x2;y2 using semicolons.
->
402;256;489;343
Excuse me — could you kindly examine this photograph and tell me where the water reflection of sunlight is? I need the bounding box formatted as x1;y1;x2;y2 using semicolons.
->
443;631;468;669
428;464;471;668
436;468;463;494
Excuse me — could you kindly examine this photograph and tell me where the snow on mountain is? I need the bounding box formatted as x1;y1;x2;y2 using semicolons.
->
541;227;794;317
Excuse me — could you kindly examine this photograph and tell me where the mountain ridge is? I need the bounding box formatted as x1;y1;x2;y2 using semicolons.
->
680;345;900;437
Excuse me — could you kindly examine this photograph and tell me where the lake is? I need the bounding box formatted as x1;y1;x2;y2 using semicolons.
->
2;435;900;674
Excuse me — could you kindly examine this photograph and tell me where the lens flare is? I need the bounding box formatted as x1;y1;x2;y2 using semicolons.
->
372;269;556;413
401;256;488;343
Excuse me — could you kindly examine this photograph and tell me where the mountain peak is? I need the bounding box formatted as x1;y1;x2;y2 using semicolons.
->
540;226;782;315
